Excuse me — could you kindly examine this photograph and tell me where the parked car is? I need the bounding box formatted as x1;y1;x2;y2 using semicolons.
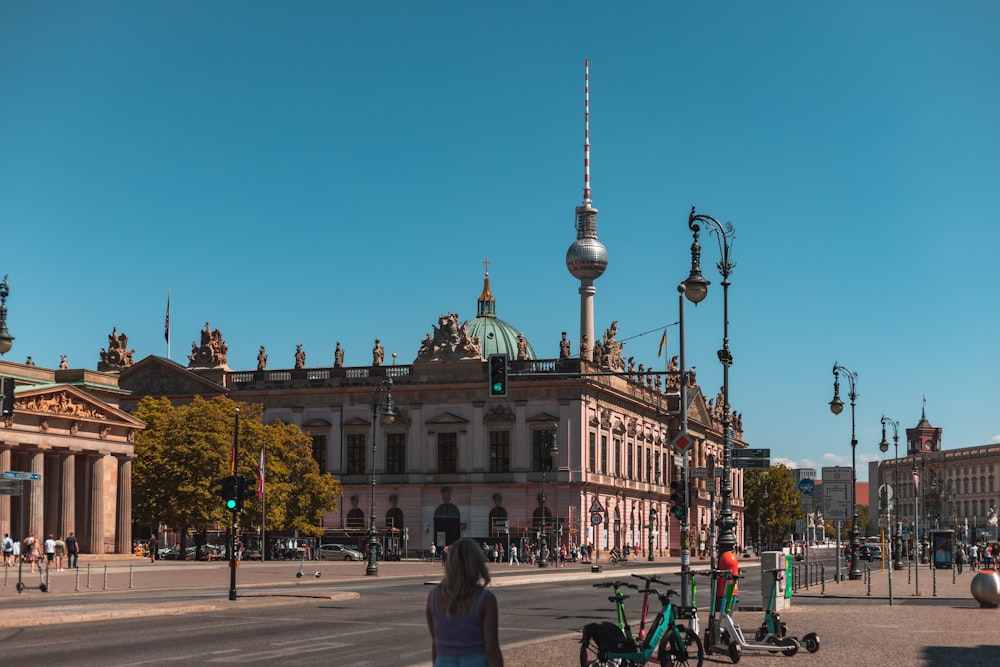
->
318;544;364;561
868;545;883;562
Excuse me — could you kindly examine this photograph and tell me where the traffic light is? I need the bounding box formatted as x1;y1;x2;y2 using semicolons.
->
214;476;238;511
237;475;257;509
670;471;687;520
1;377;14;417
488;354;508;397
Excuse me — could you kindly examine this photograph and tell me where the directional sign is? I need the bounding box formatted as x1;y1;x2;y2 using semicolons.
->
690;467;710;479
733;448;770;469
0;479;22;495
2;471;41;481
822;467;852;521
797;479;816;495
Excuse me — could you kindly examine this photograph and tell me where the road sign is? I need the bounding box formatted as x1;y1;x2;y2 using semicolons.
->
690;467;709;479
591;513;603;525
797;478;815;495
671;431;693;453
0;479;21;495
822;466;852;521
589;498;605;513
733;448;770;469
879;484;894;501
2;471;41;481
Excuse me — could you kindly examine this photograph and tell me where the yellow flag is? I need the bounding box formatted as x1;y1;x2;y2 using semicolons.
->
657;330;667;357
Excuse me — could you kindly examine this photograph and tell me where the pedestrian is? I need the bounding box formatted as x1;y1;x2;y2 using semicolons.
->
44;534;56;570
955;544;966;574
1;533;12;567
508;544;519;566
66;531;79;568
969;543;980;571
430;542;437;562
54;535;66;571
149;533;158;563
425;537;504;667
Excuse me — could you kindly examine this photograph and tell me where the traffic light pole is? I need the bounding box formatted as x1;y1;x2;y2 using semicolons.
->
229;409;240;601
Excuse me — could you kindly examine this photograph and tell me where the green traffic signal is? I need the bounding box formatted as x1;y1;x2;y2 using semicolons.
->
226;497;237;510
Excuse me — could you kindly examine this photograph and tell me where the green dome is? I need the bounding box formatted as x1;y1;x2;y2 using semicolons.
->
464;272;536;361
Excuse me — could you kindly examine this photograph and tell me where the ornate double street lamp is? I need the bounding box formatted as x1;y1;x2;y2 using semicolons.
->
682;206;738;555
829;362;862;581
0;275;13;355
538;426;558;568
367;377;396;576
878;416;904;570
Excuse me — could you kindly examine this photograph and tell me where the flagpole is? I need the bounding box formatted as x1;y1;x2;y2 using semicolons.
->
260;445;267;562
165;289;171;360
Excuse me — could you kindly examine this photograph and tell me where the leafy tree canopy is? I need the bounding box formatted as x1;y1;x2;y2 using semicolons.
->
743;465;799;549
132;396;341;539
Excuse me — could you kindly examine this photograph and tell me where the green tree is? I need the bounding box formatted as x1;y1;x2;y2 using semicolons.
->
743;465;799;550
132;396;340;553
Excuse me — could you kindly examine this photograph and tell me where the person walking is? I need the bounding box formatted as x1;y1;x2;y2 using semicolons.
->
955;544;966;574
425;537;504;667
508;544;519;566
44;534;56;571
1;533;13;567
54;535;66;571
149;534;158;563
65;531;79;568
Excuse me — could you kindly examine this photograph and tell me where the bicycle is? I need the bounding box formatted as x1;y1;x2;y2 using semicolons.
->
608;547;623;564
580;579;703;666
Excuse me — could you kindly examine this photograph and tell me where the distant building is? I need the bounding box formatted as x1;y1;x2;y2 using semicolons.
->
868;405;999;543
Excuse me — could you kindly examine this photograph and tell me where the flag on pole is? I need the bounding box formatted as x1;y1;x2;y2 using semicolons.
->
164;291;171;343
912;470;920;493
257;446;265;498
657;329;667;357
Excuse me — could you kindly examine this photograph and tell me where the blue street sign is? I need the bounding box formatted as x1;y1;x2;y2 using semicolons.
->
2;471;41;480
798;478;816;495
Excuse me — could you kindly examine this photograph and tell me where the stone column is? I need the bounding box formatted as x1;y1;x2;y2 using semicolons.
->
29;450;44;539
60;452;76;540
88;454;105;554
115;457;132;554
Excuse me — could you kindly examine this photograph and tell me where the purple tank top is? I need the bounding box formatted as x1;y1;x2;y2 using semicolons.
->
430;586;488;656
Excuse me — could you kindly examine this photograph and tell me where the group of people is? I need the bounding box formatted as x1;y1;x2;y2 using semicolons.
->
954;542;998;574
477;541;595;567
1;531;80;571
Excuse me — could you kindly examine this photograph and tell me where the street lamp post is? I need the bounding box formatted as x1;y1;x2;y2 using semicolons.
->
829;362;862;580
538;426;558;568
878;416;904;570
0;275;13;355
367;377;396;576
683;206;737;555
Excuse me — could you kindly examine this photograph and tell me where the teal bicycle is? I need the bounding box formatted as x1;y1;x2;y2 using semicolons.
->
580;579;704;666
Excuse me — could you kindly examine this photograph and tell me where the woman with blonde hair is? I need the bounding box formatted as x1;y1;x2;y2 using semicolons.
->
425;537;504;667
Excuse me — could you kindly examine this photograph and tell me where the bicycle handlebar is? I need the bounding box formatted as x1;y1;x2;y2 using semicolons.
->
691;569;741;579
630;573;670;585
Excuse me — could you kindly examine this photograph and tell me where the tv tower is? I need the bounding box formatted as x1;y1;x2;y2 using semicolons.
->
565;59;608;358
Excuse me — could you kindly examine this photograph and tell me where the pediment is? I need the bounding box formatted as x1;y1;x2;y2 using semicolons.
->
303;418;333;428
426;412;469;426
13;385;144;428
120;355;228;398
687;388;712;426
527;412;559;425
343;417;371;427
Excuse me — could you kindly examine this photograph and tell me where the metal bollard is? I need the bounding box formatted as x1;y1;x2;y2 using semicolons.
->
103;564;108;590
129;562;134;589
867;565;872;596
953;564;957;585
75;565;80;591
821;563;825;595
87;563;92;588
932;565;937;597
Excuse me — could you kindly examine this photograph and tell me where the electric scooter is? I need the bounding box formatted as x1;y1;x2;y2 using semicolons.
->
755;568;820;654
697;569;799;663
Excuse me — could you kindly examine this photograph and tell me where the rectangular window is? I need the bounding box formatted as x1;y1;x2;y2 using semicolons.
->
614;438;622;477
637;447;643;482
589;433;597;472
655;452;661;485
385;432;407;474
647;450;652;482
437;433;458;474
346;433;366;475
310;434;327;473
601;436;608;475
490;431;511;473
627;444;633;479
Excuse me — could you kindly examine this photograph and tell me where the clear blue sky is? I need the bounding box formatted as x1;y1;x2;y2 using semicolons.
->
3;2;998;481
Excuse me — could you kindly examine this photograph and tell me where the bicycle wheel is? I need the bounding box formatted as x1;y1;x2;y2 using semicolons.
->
657;626;704;667
581;629;623;667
